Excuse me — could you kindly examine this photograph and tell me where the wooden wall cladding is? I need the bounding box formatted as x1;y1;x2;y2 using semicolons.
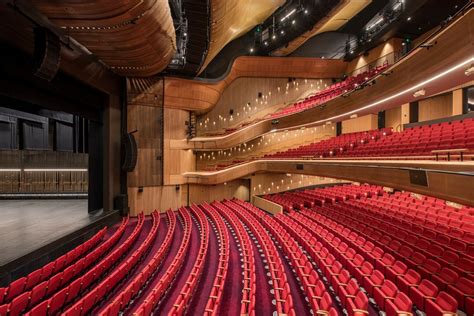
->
164;56;347;112
163;108;196;185
126;77;164;187
196;125;335;170
249;173;346;196
30;0;176;77
252;195;283;215
385;106;402;131
0;150;88;193
197;77;332;135
341;114;378;134
185;9;474;149
271;0;371;56
198;0;285;74
418;93;453;122
188;179;250;205
183;159;474;207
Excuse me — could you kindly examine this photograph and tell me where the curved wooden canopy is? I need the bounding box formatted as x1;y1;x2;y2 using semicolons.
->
197;0;285;74
182;159;474;207
165;56;347;112
30;0;176;77
272;0;372;56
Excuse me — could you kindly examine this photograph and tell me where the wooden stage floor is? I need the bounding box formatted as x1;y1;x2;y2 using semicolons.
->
0;199;100;267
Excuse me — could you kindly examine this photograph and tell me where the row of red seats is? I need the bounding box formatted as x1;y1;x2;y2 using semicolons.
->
292;207;459;316
212;201;256;315
276;212;370;316
0;228;106;305
244;203;339;315
200;203;230;314
99;211;176;315
170;206;210;314
226;200;295;315
298;208;465;316
133;208;192;315
340;198;473;263
0;218;130;316
62;212;159;316
265;129;391;159
303;206;473;315
271;63;389;118
339;119;474;158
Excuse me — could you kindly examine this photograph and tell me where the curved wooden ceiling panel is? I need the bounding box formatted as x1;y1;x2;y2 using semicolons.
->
31;0;176;77
165;56;347;112
272;0;372;56
197;0;285;74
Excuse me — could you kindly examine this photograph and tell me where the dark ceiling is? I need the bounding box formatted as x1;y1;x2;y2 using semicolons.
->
165;0;471;80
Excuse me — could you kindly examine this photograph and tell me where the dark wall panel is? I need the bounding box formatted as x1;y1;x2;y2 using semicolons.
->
21;121;48;150
55;122;73;152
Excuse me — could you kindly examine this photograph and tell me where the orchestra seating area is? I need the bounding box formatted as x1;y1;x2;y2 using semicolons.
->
0;184;471;316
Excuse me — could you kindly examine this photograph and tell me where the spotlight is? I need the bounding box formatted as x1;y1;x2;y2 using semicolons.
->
407;16;412;21
292;20;296;25
264;41;268;46
304;9;308;14
280;30;285;35
272;35;276;40
249;47;254;53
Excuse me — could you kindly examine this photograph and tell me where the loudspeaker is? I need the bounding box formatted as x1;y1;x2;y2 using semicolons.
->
33;27;61;81
114;194;129;216
121;132;138;172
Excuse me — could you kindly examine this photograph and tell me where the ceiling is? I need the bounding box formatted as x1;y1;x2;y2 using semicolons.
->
1;0;470;79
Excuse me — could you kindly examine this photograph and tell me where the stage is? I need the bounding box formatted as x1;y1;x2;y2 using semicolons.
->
0;199;120;285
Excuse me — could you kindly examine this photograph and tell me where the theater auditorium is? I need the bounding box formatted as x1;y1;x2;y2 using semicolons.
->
0;0;473;315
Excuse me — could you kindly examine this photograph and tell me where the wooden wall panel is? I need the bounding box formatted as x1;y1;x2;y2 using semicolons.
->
418;93;452;122
385;106;402;131
128;185;183;215
197;124;335;170
163;108;195;184
197;78;332;135
342;114;378;134
249;173;345;196
252;195;283;215
188;179;250;205
452;89;464;116
346;38;403;74
164;57;347;112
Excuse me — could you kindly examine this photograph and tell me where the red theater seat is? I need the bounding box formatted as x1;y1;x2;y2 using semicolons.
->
385;292;413;316
425;291;458;316
374;280;398;310
409;279;439;311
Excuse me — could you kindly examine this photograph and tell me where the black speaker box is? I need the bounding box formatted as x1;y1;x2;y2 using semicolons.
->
33;27;61;81
122;133;138;172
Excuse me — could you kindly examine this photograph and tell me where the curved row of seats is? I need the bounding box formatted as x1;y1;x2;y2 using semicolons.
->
270;63;390;119
98;210;176;315
265;184;473;315
133;208;192;315
0;228;106;307
169;205;209;314
241;202;339;315
227;200;296;315
62;212;159;316
212;201;256;315
0;218;130;316
199;203;230;314
203;119;474;172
